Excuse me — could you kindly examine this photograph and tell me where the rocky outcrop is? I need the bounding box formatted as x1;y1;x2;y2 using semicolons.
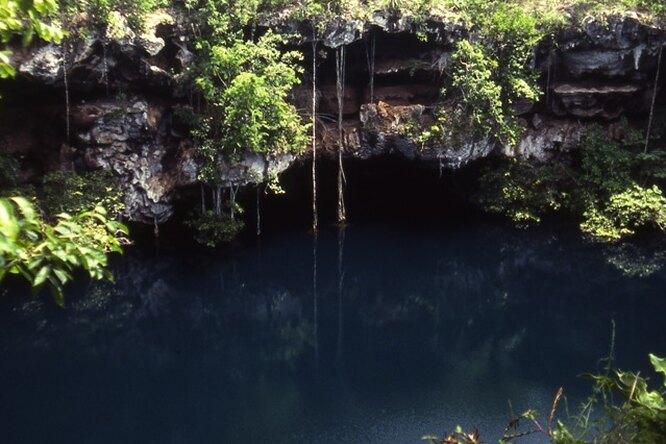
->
1;11;665;223
72;99;180;222
505;115;586;162
354;102;494;168
548;16;665;118
70;98;296;223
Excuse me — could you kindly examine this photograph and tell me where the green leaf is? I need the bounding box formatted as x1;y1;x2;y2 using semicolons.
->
53;268;71;285
649;354;666;387
10;196;37;221
47;280;65;308
33;265;51;287
0;199;18;238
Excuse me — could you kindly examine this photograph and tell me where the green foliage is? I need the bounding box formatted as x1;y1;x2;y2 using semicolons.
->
193;32;307;175
636;150;666;182
450;40;505;140
478;125;666;241
0;196;128;306
579;127;633;199
58;0;168;32
577;128;666;240
581;184;666;240
450;2;542;146
399;110;447;149
190;0;666;27
476;160;574;226
0;0;64;79
183;0;308;241
40;170;125;219
186;210;245;247
0;152;35;197
554;354;666;444
422;353;666;444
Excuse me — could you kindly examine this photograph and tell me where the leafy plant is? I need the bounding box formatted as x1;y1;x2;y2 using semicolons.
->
449;1;542;147
554;354;666;444
58;0;168;32
478;125;666;240
579;127;633;199
0;196;128;306
476;160;575;225
580;184;666;240
186;210;244;247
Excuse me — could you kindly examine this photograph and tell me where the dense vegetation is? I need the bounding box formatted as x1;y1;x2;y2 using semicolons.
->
478;125;666;241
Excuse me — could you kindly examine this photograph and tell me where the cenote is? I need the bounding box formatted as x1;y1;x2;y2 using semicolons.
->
1;159;666;444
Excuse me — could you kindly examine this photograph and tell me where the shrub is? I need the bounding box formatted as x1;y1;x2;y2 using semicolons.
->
186;211;245;247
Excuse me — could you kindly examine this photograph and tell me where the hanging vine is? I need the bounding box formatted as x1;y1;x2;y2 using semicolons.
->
336;45;347;224
62;39;71;143
645;44;664;153
312;30;319;232
364;31;376;104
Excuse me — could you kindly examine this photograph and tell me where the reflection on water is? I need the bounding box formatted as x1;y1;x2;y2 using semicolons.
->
1;223;666;444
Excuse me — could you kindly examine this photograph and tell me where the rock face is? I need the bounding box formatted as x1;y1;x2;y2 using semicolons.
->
73;99;181;222
549;16;665;119
1;12;665;223
354;102;494;168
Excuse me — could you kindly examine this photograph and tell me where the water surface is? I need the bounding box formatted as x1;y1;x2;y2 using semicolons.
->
1;223;665;444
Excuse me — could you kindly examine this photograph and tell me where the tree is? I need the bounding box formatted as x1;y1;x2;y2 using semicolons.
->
450;1;542;146
186;0;307;245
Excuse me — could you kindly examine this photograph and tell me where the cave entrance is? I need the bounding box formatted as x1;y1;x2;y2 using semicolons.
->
238;155;486;235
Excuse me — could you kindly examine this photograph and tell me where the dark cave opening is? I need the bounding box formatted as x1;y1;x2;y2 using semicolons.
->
169;155;488;238
157;155;489;246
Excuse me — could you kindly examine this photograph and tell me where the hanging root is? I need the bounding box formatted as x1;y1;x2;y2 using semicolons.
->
336;45;348;224
365;31;376;104
312;31;319;232
645;44;663;153
62;40;71;143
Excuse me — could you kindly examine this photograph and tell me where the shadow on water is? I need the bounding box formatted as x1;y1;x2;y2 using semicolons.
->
1;220;666;444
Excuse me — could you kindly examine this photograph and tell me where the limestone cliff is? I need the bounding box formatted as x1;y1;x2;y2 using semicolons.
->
0;11;664;223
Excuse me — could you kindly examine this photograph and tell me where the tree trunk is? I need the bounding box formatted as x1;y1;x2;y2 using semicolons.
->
229;184;239;221
229;185;235;221
214;186;222;216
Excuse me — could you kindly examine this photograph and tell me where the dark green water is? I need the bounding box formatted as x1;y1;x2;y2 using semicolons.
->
1;223;665;444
